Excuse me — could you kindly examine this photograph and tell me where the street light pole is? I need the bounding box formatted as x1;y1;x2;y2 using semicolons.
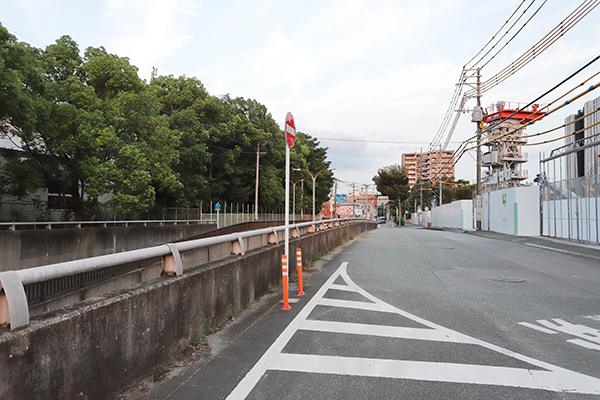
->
294;167;334;222
290;179;303;223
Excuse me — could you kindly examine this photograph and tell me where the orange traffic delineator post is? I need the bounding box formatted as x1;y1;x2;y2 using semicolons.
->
296;248;305;296
281;254;291;310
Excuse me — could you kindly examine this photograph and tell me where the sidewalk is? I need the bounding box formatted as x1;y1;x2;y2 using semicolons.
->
117;236;352;400
455;228;600;261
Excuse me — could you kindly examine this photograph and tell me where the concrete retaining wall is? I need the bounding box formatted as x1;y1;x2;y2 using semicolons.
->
0;223;216;272
0;221;375;400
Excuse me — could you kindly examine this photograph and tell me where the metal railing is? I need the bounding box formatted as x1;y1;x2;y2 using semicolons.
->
0;218;364;331
0;219;215;231
0;213;311;231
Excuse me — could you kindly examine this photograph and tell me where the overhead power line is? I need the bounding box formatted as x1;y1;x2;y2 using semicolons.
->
464;0;540;71
463;0;528;69
315;137;461;145
429;0;598;155
0;21;47;48
428;56;600;183
428;1;541;153
465;0;600;97
474;0;547;72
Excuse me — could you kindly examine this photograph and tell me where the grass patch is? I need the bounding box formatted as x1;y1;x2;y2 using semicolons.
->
190;317;222;345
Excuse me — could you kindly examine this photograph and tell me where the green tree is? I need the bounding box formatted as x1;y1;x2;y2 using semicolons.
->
373;165;410;223
407;178;435;212
0;25;336;221
0;24;42;136
149;75;211;207
2;34;182;220
449;178;474;201
220;96;282;208
373;165;410;204
0;24;44;199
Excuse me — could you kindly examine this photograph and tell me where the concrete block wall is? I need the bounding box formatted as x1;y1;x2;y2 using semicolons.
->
0;221;375;400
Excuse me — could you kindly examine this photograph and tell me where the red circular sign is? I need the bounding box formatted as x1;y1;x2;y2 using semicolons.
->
285;112;296;148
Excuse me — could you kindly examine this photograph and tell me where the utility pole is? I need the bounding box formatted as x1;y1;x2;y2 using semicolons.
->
475;68;483;230
254;142;266;221
334;178;338;218
439;144;442;207
363;184;369;219
352;182;356;217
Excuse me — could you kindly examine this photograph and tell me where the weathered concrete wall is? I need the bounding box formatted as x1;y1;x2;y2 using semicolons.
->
0;221;375;400
0;223;216;272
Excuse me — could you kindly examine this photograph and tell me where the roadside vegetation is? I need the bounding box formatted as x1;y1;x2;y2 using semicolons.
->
0;24;334;221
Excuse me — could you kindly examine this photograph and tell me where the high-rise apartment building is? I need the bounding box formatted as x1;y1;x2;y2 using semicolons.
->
402;150;455;187
565;94;600;178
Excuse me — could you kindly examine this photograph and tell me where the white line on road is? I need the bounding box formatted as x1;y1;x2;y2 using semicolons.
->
227;262;600;398
518;322;558;334
226;262;350;400
270;353;600;393
300;319;470;343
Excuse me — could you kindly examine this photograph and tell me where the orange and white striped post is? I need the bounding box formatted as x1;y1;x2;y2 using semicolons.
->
296;248;305;296
281;254;291;310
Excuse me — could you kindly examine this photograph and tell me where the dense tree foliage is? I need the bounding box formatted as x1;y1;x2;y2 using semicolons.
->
372;164;410;204
0;25;333;220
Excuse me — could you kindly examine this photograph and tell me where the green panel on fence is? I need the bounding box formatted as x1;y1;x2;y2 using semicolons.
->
514;202;518;235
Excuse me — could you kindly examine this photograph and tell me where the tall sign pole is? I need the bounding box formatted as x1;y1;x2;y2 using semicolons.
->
282;112;296;311
284;112;296;259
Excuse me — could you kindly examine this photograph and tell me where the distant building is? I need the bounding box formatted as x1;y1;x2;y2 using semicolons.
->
402;150;455;187
325;189;388;219
564;94;600;178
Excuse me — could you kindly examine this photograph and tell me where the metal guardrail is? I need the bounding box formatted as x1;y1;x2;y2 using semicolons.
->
0;218;364;331
0;219;216;231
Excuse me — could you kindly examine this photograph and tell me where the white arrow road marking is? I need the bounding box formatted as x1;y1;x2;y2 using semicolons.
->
519;318;600;351
227;262;600;399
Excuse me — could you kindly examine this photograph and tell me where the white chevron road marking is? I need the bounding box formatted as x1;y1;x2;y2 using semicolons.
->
227;262;600;399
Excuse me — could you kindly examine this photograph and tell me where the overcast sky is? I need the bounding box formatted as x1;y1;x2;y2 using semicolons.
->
3;1;600;193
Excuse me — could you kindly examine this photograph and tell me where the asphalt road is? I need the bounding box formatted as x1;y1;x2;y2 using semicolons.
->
133;224;600;399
